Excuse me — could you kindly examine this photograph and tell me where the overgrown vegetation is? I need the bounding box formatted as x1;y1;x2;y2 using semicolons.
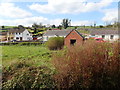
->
52;41;120;89
2;60;55;89
46;37;64;50
2;41;120;89
2;45;56;89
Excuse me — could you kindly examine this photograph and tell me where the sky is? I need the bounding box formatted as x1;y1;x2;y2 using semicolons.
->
0;0;119;27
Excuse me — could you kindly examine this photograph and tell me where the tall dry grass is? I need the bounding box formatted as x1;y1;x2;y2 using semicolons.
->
52;40;120;89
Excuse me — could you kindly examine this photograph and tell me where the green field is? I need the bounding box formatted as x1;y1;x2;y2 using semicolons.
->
2;45;54;68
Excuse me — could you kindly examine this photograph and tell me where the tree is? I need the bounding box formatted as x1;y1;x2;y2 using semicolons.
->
99;25;104;28
18;25;24;29
1;26;5;29
39;23;43;28
32;23;39;28
61;19;71;29
52;25;56;28
32;23;39;34
57;25;62;29
93;21;96;28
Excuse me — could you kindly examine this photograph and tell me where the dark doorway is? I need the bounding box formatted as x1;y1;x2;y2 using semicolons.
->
70;39;76;45
20;37;22;41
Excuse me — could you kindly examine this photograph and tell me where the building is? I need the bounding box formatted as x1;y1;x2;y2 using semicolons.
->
7;28;33;41
43;29;72;41
90;30;119;42
43;29;84;47
0;32;7;42
64;30;84;47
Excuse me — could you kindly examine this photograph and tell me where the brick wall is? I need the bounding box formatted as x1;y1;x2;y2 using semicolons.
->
64;30;84;47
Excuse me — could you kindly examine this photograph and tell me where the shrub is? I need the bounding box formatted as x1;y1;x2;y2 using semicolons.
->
2;60;55;89
52;41;120;89
46;37;64;50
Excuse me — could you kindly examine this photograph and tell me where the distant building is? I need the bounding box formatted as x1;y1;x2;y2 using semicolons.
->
43;29;71;41
43;29;84;47
90;30;119;42
7;28;33;41
0;32;7;42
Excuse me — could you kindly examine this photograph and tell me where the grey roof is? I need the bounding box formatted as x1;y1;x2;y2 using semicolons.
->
8;28;25;33
91;30;119;35
43;29;73;36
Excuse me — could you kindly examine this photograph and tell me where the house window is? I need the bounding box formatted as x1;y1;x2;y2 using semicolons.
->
19;33;20;35
27;34;29;35
110;35;114;39
16;37;19;39
102;35;105;39
11;37;14;39
92;34;95;36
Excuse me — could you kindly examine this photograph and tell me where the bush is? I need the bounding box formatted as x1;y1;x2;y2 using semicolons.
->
52;41;120;89
46;37;64;50
2;60;55;89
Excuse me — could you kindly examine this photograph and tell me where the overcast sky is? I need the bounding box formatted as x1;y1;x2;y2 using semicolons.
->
0;0;119;26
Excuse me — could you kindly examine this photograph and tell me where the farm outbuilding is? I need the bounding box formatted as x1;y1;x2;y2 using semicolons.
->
43;29;84;47
64;30;84;47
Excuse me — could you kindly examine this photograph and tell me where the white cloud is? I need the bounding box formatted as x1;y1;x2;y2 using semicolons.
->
0;16;93;26
71;21;94;26
0;0;48;3
0;16;62;26
102;9;118;23
0;3;32;18
29;0;113;14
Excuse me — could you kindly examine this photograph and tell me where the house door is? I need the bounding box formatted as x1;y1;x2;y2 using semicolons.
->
20;37;22;41
70;39;76;45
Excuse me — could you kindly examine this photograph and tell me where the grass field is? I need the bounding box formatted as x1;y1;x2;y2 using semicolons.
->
2;45;54;68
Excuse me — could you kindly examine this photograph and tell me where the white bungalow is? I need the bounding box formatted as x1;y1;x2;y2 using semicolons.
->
43;29;72;42
90;30;119;42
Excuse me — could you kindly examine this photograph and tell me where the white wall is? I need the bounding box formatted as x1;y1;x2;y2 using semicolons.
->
14;32;22;40
94;34;119;41
22;29;32;40
14;29;32;41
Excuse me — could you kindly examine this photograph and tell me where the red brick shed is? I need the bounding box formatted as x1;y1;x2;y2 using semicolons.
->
64;30;84;47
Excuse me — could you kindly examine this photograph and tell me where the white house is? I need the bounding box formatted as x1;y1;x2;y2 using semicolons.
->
43;29;72;42
7;28;32;41
90;30;119;42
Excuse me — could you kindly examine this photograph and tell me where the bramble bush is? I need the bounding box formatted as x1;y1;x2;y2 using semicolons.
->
52;40;120;89
2;60;55;89
46;37;64;50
